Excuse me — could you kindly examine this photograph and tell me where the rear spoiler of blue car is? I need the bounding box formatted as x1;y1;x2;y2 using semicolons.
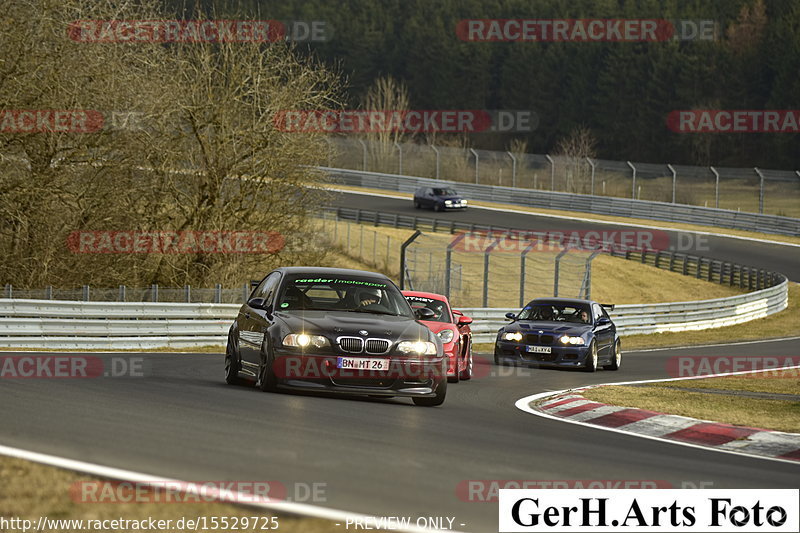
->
601;303;615;311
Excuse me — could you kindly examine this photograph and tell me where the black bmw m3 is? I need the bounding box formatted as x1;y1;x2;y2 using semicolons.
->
225;267;447;406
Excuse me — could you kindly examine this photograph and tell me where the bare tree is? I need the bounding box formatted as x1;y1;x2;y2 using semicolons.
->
360;75;410;173
553;126;597;193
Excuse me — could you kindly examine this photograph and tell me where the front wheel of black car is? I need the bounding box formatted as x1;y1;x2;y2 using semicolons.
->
413;379;447;407
258;343;278;392
434;203;443;212
224;333;243;385
414;201;421;208
603;339;621;371
584;340;598;372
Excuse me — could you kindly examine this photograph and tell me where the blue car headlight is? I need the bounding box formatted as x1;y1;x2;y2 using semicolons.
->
559;335;585;345
502;331;523;342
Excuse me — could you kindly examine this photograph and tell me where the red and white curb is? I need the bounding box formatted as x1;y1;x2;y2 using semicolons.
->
516;366;800;465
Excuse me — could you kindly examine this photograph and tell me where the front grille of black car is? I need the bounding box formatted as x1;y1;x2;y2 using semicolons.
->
365;339;390;354
338;337;363;353
540;335;554;345
337;337;391;354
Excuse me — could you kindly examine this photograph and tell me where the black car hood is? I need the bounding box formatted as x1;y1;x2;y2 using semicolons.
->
506;321;593;334
436;195;463;201
275;310;432;341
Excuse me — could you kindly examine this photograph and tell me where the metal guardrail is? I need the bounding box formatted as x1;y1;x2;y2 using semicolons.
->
322;167;800;237
0;275;788;347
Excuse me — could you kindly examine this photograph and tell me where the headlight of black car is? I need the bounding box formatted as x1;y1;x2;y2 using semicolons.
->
396;341;438;356
283;333;330;349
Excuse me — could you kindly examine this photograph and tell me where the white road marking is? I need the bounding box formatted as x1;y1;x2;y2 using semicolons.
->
0;444;467;533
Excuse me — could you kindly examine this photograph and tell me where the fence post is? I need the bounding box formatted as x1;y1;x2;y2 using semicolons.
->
507;151;517;188
3;284;10;298
754;167;764;214
119;285;126;302
444;233;467;298
470;148;479;184
151;284;158;302
215;283;222;304
586;157;596;196
430;145;440;179
667;164;677;204
394;141;403;175
83;285;90;302
582;251;601;299
243;283;249;303
482;237;501;307
399;230;422;290
184;284;191;303
710;166;720;209
553;249;569;297
627;161;637;199
358;139;367;171
546;154;555;191
519;241;537;307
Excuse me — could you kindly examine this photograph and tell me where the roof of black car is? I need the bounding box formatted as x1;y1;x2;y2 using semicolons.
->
527;297;595;306
275;266;390;279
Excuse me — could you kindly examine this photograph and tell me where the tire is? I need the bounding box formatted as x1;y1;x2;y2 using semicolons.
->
257;341;278;392
603;339;621;371
459;342;473;381
494;350;505;366
583;340;598;372
447;353;459;383
413;378;447;407
434;203;443;212
224;332;243;385
414;201;421;209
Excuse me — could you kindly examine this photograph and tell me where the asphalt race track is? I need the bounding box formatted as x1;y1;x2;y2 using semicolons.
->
329;190;800;282
1;192;797;533
1;340;799;532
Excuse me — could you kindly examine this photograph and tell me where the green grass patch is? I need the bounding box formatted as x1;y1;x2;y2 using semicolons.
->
582;373;800;433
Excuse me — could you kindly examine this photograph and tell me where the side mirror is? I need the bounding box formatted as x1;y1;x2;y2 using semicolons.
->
596;317;611;326
505;312;517;321
248;298;272;314
457;315;473;326
415;308;435;319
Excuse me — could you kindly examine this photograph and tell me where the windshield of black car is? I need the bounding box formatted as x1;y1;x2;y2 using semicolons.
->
277;275;414;317
432;188;457;196
404;295;451;323
517;303;592;324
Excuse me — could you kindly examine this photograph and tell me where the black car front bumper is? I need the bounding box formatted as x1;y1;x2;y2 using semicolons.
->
494;340;591;369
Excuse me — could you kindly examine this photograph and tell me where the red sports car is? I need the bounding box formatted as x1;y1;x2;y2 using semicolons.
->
402;291;473;382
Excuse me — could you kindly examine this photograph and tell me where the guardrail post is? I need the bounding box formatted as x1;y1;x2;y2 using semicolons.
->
215;283;222;303
4;284;11;298
151;284;158;302
667;164;677;204
119;285;126;302
400;230;422;290
507;151;517;188
82;285;90;301
470;148;479;184
358;139;367;171
754;167;764;214
430;145;440;179
546;154;555;191
394;141;403;175
627;161;637;199
586;157;596;196
45;286;53;299
710;166;720;209
184;285;191;303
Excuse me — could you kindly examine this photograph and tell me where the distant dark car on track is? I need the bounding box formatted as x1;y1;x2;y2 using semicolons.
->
402;291;473;382
494;298;620;372
413;186;467;211
225;267;448;406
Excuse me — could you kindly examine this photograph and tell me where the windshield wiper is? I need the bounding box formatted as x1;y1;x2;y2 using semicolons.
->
348;308;401;316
